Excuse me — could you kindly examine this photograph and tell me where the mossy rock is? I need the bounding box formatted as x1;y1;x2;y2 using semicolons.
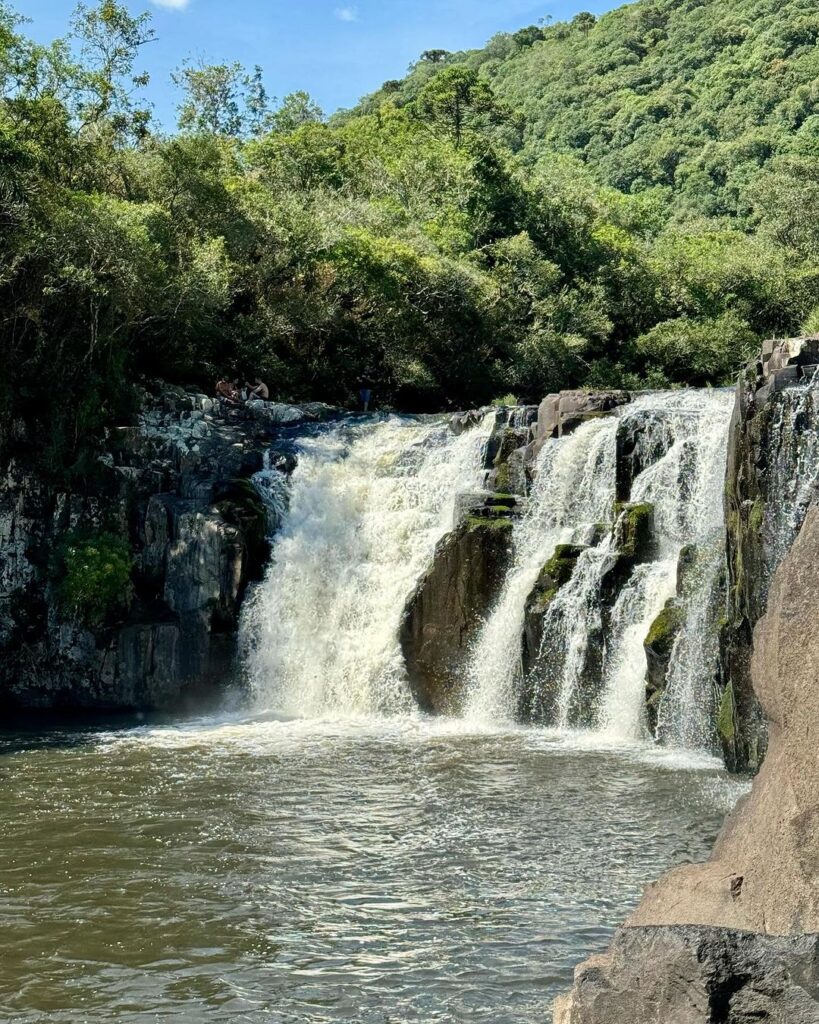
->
466;515;514;533
530;544;585;611
614;501;656;562
676;543;698;593
717;681;736;743
749;498;765;535
645;600;685;658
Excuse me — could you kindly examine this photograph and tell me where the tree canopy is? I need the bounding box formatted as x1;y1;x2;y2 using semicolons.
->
2;0;819;477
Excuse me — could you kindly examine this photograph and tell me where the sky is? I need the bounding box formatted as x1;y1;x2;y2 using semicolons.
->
15;0;620;128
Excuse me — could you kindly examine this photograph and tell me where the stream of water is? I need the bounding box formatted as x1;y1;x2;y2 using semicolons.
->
0;399;748;1023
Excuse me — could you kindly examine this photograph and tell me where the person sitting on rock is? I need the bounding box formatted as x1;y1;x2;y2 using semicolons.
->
247;378;269;401
216;378;240;405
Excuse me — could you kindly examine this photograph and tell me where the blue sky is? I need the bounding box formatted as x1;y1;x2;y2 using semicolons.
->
16;0;620;127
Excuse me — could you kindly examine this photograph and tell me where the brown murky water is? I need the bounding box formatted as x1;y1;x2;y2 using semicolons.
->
0;714;743;1023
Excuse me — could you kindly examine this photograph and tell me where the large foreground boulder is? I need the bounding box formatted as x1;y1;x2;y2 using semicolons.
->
554;505;819;1022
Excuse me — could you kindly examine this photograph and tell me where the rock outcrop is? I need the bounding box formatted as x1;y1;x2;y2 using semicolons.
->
722;336;819;771
0;384;335;711
554;505;819;1023
400;503;515;714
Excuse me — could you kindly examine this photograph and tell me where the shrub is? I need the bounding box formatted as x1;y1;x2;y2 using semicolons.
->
57;533;134;627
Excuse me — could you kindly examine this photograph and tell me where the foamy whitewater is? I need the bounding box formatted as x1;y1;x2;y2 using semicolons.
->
243;392;734;757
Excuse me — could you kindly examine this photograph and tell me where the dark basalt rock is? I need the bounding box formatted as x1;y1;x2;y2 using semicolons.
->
554;927;819;1024
535;390;631;447
400;515;514;715
521;544;586;721
722;338;819;772
644;599;684;734
0;387;327;712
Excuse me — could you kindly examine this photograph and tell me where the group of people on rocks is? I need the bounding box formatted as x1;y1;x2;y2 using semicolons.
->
215;378;269;406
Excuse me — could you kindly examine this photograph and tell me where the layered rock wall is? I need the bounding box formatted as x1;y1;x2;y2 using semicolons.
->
0;385;333;711
722;336;819;771
554;505;819;1022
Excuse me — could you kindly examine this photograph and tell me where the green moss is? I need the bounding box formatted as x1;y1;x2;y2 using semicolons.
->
56;532;134;627
749;498;765;535
466;515;514;532
615;502;655;559
717;682;736;743
542;545;583;586
493;462;511;493
645;601;685;656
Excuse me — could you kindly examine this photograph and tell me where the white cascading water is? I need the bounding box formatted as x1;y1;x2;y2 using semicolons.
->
464;390;734;750
242;415;494;717
602;391;735;746
252;453;290;538
463;417;617;723
242;391;734;754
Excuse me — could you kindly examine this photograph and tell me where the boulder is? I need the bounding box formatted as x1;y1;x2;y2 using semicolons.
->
535;391;631;444
521;544;586;721
643;599;684;734
555;506;819;1022
400;515;514;714
554;927;819;1024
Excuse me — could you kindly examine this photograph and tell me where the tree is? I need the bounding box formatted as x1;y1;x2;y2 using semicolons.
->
269;91;323;134
415;67;498;148
420;49;450;64
245;65;271;137
69;0;154;140
173;59;246;136
572;12;596;36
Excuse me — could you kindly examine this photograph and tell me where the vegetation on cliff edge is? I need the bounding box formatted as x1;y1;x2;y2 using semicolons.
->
2;0;819;475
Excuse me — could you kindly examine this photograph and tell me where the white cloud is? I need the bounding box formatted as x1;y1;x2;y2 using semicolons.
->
335;5;358;21
152;0;191;9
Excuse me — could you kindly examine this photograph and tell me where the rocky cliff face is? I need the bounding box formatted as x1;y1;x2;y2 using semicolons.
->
0;385;334;712
722;336;819;772
554;505;819;1023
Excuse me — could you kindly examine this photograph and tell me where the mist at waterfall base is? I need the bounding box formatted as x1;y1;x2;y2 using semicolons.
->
0;401;748;1024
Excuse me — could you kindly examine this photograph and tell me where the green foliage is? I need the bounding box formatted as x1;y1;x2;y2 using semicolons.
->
56;532;134;626
2;0;819;475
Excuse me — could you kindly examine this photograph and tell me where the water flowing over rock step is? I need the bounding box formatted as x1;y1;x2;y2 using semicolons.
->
0;382;341;711
555;505;819;1024
408;390;735;751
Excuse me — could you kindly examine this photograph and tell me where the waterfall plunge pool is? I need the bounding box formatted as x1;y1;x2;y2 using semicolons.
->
0;714;745;1023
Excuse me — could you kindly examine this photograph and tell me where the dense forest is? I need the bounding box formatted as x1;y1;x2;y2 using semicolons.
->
2;0;819;475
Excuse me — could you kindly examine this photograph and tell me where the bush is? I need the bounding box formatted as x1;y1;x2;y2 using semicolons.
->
57;533;134;627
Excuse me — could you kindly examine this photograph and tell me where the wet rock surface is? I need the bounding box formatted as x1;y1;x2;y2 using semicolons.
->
723;338;819;772
555;505;819;1022
0;385;337;711
400;506;515;714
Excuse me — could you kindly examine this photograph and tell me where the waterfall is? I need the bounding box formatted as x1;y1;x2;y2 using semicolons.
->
612;391;734;747
463;417;618;723
252;453;290;538
463;390;734;751
242;389;734;755
242;415;493;717
763;371;819;588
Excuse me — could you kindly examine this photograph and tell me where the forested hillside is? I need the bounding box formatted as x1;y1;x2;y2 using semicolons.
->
2;0;819;476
